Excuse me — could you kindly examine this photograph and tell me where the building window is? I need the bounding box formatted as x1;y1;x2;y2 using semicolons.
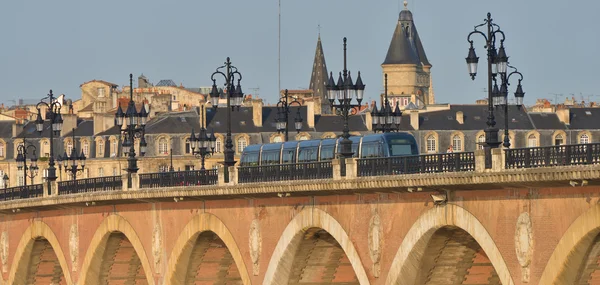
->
298;135;309;141
159;165;168;172
580;134;590;144
426;135;436;153
527;134;537;147
452;135;463;152
42;141;50;157
158;138;169;155
0;170;4;188
111;140;117;157
18;175;24;186
98;168;104;177
112;167;117;176
98;87;105;97
554;134;564;146
66;140;73;155
98;140;104;157
216;138;222;153
237;137;247;153
185;139;191;154
273;136;283;143
477;135;485;150
0;142;4;157
83;141;89;157
402;98;409;106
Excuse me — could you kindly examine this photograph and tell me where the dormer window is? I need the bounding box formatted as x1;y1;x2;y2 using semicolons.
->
98;87;105;98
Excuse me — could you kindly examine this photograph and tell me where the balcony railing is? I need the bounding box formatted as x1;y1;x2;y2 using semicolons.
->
58;176;122;195
357;152;476;177
238;161;333;184
1;184;44;201
139;169;218;189
505;143;600;169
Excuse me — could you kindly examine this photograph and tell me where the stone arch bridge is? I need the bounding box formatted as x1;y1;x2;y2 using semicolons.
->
1;155;600;284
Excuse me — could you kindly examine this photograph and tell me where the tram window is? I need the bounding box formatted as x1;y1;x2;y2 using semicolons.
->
299;148;318;162
361;143;382;158
282;150;296;163
241;152;260;166
320;146;335;161
261;151;280;165
389;144;413;156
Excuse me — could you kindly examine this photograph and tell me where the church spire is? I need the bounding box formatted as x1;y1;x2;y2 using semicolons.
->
309;33;329;114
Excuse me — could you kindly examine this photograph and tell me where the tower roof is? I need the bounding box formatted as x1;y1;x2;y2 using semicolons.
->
382;2;430;66
309;35;329;110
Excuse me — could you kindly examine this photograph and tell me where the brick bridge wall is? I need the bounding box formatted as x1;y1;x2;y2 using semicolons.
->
1;185;600;285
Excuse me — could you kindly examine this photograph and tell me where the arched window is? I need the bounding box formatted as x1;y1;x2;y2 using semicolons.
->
0;170;5;188
452;135;463;152
554;134;564;146
110;139;117;157
185;139;191;154
477;135;485;150
298;135;309;141
215;138;222;153
42;141;50;157
158;138;168;154
273;136;283;143
580;134;590;144
0;142;4;158
426;135;436;153
83;141;89;157
98;140;104;157
237;137;247;153
527;134;537;147
66;140;73;155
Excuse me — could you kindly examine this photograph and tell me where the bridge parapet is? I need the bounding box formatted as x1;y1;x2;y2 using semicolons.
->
1;144;599;210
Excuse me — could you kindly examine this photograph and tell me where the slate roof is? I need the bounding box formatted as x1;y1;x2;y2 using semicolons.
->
528;113;566;130
313;115;369;132
205;107;259;134
417;105;533;131
383;6;429;66
62;120;95;137
261;106;312;133
0;121;13;138
569;108;600;129
16;121;52;139
144;111;201;134
309;36;329;113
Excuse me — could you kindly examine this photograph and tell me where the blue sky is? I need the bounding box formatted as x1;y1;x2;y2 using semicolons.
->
0;0;598;107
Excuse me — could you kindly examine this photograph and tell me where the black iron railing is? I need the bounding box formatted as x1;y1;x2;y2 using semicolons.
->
139;169;218;189
357;152;476;177
238;161;333;183
505;143;600;169
58;176;122;195
0;184;44;201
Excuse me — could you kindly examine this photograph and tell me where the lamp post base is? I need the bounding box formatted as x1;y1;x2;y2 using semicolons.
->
484;127;501;169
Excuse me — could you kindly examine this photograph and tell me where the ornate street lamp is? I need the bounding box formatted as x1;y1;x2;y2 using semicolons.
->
115;74;148;187
497;65;525;148
208;57;244;183
326;37;365;161
35;90;63;195
190;107;216;171
16;139;38;186
372;74;402;133
57;128;86;180
466;12;511;168
276;89;303;141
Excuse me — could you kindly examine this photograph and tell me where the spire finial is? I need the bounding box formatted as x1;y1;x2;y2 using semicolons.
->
317;24;321;38
403;0;408;9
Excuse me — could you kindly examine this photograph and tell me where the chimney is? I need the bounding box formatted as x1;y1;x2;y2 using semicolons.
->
365;109;372;131
305;101;315;128
12;122;23;138
61;114;78;136
93;113;114;135
252;99;263;127
556;108;570;125
456;111;464;124
410;110;419;130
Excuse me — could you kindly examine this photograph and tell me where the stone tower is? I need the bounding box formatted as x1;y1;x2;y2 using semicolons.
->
309;34;330;114
381;1;434;107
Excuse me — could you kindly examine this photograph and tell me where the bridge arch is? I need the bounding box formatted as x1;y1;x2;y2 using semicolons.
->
539;204;600;284
263;207;369;285
385;203;514;285
164;212;251;285
78;214;155;285
7;220;73;285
